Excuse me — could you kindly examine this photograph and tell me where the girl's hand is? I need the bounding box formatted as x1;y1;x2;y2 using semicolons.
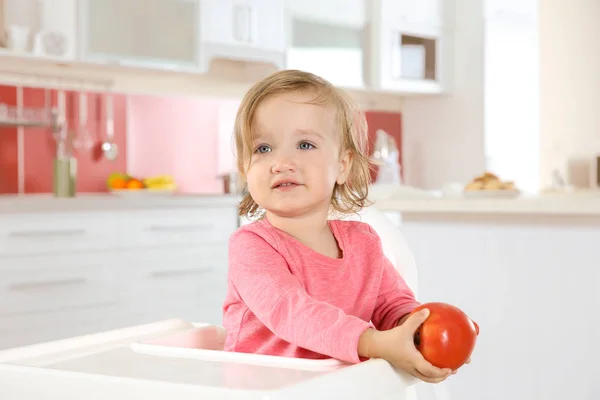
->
360;308;453;383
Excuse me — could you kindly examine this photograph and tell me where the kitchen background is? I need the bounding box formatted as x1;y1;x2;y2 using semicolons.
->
1;0;597;196
1;1;600;400
1;1;598;196
0;85;402;194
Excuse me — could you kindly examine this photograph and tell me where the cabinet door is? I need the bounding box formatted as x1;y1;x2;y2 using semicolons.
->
383;0;443;27
372;0;450;94
286;0;366;88
116;246;228;327
202;0;285;52
287;0;365;27
251;0;286;52
2;0;77;59
79;0;201;71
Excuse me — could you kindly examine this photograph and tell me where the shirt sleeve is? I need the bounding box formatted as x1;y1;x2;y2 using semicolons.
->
367;227;421;331
228;229;372;364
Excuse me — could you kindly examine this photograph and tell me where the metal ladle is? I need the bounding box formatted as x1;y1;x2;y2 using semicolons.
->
101;93;118;161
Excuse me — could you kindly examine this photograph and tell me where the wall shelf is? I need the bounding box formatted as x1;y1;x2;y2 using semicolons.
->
0;103;56;129
0;119;51;128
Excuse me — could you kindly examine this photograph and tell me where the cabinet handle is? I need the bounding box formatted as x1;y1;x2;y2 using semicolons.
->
146;224;213;233
233;4;244;42
150;267;214;278
246;5;254;44
233;4;252;43
8;229;86;238
9;278;87;291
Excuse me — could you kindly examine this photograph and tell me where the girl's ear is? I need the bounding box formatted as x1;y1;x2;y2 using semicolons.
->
336;150;352;185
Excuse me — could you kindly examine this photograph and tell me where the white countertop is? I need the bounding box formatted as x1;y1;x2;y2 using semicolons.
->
0;193;240;214
3;190;600;217
372;191;600;216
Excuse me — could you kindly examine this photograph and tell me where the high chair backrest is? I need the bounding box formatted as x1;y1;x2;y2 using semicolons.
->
339;206;419;298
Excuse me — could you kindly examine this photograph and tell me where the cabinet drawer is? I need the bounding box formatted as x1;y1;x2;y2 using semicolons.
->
118;302;223;329
116;208;237;249
117;246;228;297
0;305;116;350
0;254;117;316
0;212;117;256
117;246;228;321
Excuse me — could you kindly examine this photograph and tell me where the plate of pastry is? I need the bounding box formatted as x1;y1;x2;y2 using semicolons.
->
463;172;520;198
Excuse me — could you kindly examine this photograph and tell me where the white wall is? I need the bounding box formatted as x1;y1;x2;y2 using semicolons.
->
539;0;600;189
484;2;539;194
401;0;486;190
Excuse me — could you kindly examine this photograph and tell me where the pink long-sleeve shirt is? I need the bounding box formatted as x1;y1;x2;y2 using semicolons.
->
222;218;419;364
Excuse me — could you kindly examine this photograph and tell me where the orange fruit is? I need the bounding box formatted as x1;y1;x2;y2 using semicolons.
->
110;177;127;189
126;179;145;190
107;172;130;189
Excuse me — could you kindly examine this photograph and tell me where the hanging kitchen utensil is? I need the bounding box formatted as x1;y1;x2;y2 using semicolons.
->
52;90;77;198
74;90;94;150
101;93;118;161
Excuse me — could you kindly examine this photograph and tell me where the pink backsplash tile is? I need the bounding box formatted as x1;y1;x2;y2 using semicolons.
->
127;95;221;194
0;85;19;194
0;83;401;195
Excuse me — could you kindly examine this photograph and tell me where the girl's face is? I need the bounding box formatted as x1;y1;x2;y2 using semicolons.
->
245;91;351;218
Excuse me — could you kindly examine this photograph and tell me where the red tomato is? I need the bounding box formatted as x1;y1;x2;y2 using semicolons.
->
409;302;479;370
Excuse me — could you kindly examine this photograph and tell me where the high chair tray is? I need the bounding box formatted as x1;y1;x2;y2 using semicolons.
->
131;322;346;371
0;319;418;400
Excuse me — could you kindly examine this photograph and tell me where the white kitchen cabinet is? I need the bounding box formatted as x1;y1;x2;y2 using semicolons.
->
202;0;285;53
200;0;286;71
0;253;117;316
115;245;228;327
113;208;237;248
0;306;117;350
382;0;444;28
285;0;367;89
78;0;202;71
367;0;454;94
0;211;117;256
78;0;286;72
2;0;77;59
0;202;238;351
287;0;365;27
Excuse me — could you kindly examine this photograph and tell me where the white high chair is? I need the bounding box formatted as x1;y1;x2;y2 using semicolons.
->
347;206;450;400
0;207;448;400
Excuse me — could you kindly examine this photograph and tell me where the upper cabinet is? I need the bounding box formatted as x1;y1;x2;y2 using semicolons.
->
78;0;286;72
285;0;366;89
200;0;286;69
285;0;454;94
1;0;78;60
367;0;454;94
0;0;454;96
79;0;201;71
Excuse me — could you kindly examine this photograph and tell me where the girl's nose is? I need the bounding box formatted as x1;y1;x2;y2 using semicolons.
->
271;157;297;174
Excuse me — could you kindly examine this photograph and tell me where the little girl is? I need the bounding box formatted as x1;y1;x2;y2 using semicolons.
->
222;70;454;383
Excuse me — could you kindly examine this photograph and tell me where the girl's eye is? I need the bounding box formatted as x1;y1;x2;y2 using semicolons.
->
298;142;315;150
255;145;271;154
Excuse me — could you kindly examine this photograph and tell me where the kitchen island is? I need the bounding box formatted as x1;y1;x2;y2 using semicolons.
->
374;193;600;400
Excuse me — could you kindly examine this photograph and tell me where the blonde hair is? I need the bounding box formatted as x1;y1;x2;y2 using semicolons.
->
234;69;373;219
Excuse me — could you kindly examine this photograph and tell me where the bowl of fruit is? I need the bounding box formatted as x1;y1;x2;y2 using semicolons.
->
107;172;177;195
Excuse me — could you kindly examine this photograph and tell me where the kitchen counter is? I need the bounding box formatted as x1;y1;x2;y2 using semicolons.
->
373;191;600;218
374;189;600;400
0;193;240;214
